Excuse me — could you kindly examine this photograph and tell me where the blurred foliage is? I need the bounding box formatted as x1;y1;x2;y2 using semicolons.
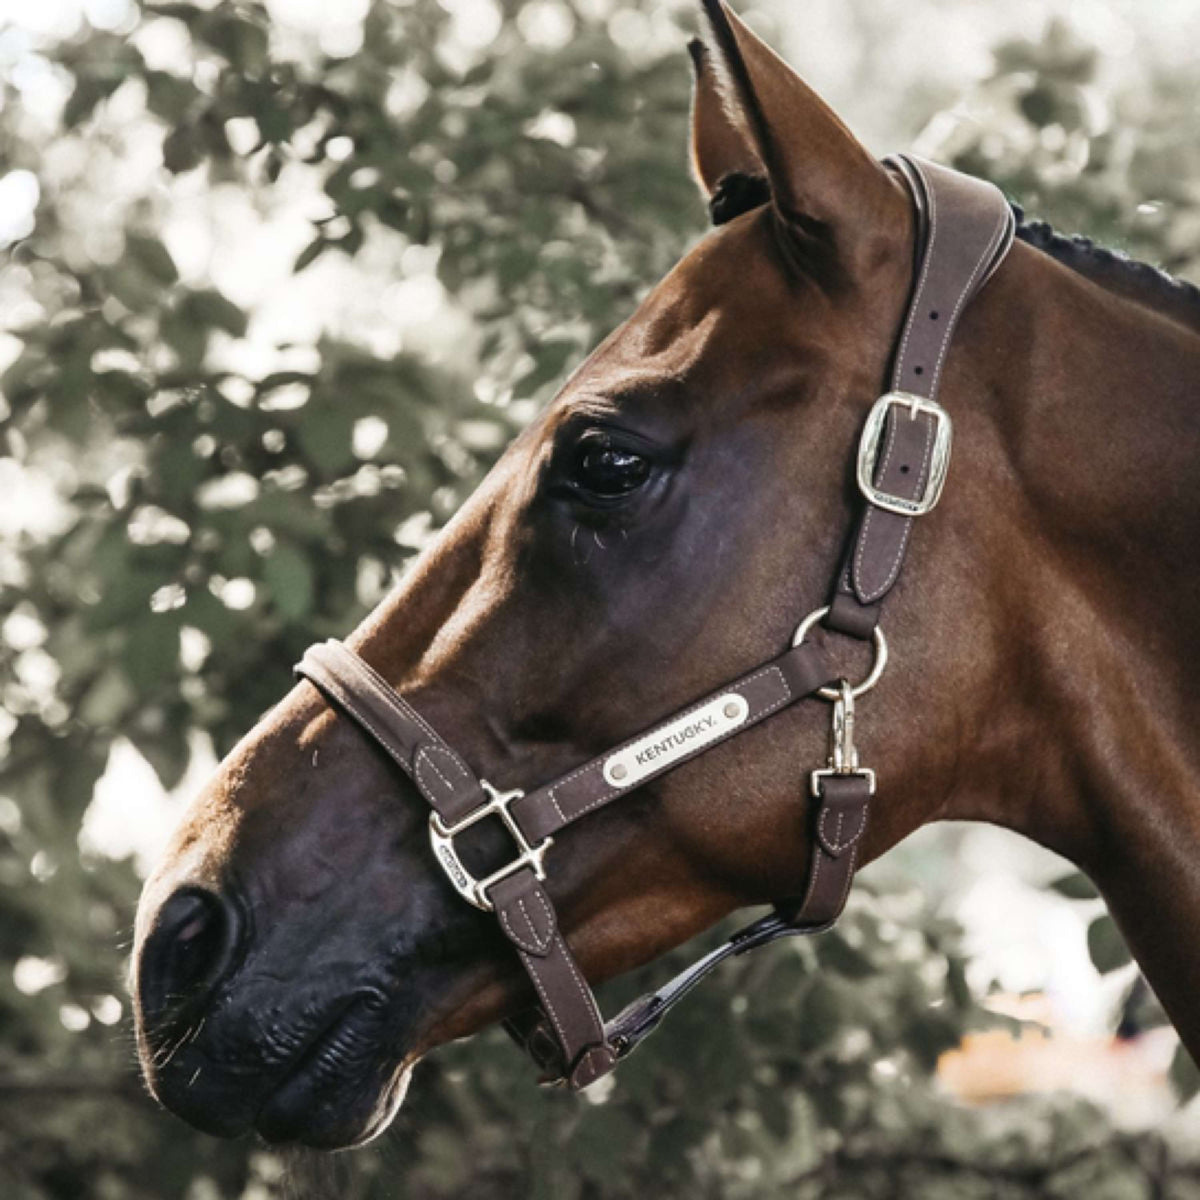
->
2;1;1199;1198
927;17;1200;281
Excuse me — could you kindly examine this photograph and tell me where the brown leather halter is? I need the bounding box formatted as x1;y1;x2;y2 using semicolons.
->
295;155;1016;1090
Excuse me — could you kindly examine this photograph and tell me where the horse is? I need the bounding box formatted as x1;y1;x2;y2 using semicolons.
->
131;0;1200;1150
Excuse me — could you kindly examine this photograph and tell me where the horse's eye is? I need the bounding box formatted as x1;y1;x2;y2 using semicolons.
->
569;441;652;501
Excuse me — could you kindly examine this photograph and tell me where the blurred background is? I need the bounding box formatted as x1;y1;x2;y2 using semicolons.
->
3;0;1200;1196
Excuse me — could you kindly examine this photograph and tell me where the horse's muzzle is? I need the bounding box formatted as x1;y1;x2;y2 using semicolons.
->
134;878;414;1148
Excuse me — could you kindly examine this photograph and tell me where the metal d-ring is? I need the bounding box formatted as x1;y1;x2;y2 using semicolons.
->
791;605;888;700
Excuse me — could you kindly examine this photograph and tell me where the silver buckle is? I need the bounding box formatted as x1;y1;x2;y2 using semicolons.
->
856;392;953;517
428;780;553;912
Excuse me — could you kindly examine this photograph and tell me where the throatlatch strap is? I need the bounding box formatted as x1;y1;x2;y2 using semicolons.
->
826;155;1015;641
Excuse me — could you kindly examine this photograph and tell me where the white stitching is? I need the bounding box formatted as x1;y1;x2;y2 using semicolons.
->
499;894;551;955
551;926;604;1028
313;677;409;770
857;414;935;602
527;955;570;1049
820;800;866;854
574;1045;612;1084
307;664;475;813
544;666;792;825
499;907;525;949
519;894;551;951
523;929;603;1059
836;844;861;914
327;643;475;785
334;645;446;745
855;405;903;599
855;166;1012;606
414;747;455;797
929;209;1011;394
892;161;939;389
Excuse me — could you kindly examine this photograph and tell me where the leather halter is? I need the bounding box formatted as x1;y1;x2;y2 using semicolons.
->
295;156;1016;1091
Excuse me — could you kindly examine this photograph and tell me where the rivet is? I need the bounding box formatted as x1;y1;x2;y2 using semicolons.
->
611;763;628;781
723;702;740;719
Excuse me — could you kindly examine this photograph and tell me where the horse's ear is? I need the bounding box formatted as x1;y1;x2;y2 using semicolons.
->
688;37;762;197
695;0;903;265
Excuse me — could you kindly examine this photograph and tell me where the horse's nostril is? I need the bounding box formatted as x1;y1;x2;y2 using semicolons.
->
138;887;241;1027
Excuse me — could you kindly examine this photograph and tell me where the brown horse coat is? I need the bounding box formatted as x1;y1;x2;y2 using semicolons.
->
132;0;1200;1149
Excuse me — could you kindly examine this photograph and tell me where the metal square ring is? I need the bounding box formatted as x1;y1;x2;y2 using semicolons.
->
428;781;552;912
856;392;953;517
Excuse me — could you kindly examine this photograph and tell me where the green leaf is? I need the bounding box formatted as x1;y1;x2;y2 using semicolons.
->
63;77;115;127
293;235;328;273
1048;871;1099;900
196;14;269;73
126;234;179;286
125;614;182;692
1087;914;1132;974
162;122;203;173
293;402;355;475
262;541;315;621
183;289;248;337
144;69;199;122
1170;1041;1200;1103
131;718;191;791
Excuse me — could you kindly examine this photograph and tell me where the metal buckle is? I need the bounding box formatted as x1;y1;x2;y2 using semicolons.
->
428;780;553;913
857;392;953;517
791;605;888;700
810;680;876;796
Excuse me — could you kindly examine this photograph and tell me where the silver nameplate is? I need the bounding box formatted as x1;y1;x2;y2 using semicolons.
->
602;693;749;789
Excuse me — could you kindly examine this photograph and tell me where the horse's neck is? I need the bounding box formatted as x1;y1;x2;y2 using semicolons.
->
983;242;1200;1050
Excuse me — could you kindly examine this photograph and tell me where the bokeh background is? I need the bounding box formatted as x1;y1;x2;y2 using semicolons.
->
3;0;1200;1196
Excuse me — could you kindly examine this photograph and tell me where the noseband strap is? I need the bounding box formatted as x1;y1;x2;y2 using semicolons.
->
297;633;835;1086
294;155;1015;1089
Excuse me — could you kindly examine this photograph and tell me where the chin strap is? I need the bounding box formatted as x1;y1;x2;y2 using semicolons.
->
294;154;1016;1090
500;772;872;1084
509;907;842;1080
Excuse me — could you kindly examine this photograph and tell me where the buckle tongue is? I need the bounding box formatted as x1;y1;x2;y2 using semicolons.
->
857;392;953;516
429;780;553;912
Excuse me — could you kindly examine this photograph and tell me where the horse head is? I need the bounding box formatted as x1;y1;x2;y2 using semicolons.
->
134;0;1178;1150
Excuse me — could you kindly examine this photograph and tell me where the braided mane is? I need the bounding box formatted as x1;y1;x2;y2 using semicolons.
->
709;172;1200;334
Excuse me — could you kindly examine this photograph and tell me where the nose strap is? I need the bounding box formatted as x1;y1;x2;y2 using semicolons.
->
296;640;486;821
297;640;617;1085
296;635;837;1088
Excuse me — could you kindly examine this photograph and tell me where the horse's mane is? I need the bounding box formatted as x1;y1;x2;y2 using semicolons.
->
709;172;1200;336
1009;207;1200;335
